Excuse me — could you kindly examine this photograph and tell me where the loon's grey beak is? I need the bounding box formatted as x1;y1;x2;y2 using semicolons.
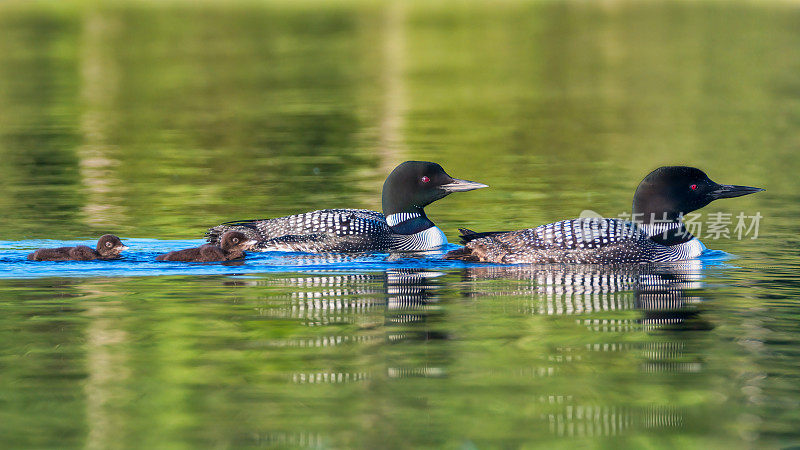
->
440;178;489;193
710;184;765;199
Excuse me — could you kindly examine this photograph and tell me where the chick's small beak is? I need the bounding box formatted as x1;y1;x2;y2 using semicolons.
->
243;240;259;249
710;184;765;199
440;178;489;193
118;245;129;251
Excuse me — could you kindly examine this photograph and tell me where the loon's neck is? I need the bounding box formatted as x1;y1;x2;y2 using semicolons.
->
633;191;697;245
639;220;695;246
385;211;436;235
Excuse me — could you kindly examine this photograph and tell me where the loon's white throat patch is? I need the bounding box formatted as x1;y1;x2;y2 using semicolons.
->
386;212;422;227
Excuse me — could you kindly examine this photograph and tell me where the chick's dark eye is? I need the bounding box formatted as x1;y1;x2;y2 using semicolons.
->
106;242;112;247
421;176;430;183
233;238;239;243
689;184;698;191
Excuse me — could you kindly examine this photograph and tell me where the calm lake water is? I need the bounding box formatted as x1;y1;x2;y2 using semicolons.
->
1;1;799;448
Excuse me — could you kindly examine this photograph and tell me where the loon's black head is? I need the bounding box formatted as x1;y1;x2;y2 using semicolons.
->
381;161;488;215
96;234;128;257
632;166;764;223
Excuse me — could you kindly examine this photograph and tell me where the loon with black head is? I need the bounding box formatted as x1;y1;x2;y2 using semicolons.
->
206;161;487;253
445;166;763;264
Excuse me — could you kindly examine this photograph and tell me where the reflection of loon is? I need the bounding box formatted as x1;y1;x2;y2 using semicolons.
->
258;270;445;328
250;431;325;448
462;262;712;436
251;269;450;383
540;399;683;437
462;262;707;329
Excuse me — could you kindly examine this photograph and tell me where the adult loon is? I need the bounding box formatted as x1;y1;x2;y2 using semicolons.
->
206;161;487;253
445;166;763;264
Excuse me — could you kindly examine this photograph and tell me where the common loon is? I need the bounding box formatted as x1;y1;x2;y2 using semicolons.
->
27;234;128;261
157;231;257;262
206;161;487;253
445;166;763;264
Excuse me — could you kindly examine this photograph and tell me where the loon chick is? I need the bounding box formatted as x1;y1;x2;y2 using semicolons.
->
27;234;128;261
205;161;487;253
445;166;763;264
157;231;257;262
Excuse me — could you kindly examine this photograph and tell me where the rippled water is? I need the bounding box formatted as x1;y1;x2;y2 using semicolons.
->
1;1;799;448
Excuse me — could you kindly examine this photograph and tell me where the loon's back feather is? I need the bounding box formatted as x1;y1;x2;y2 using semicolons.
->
446;218;702;264
206;209;392;252
458;228;511;244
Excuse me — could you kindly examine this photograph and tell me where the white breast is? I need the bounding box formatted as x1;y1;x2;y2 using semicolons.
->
390;226;448;251
418;226;448;249
672;238;707;260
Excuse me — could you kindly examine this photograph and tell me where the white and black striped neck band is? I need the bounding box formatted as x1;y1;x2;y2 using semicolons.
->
386;212;423;227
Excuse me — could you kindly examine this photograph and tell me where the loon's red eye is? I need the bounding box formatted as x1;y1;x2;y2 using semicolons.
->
421;176;430;183
689;184;698;191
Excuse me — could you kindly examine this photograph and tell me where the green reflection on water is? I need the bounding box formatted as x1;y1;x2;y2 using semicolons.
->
0;1;795;244
1;268;794;448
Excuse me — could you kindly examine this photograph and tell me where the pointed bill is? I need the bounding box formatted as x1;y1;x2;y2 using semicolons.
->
710;184;765;199
440;178;489;193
